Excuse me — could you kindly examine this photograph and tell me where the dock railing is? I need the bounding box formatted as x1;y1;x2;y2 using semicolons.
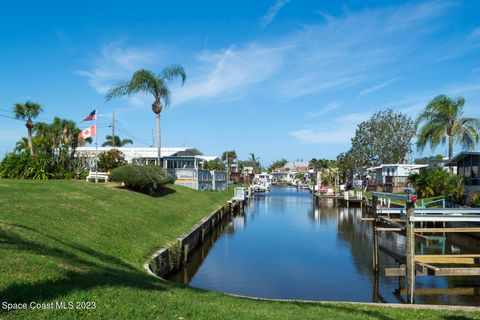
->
370;192;480;304
344;190;363;201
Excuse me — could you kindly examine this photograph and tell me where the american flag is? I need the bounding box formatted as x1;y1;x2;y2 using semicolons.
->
81;110;96;122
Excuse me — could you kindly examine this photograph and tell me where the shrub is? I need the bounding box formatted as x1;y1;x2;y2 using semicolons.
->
202;159;226;171
0;151;88;180
98;148;126;171
410;168;465;203
0;152;52;180
468;191;480;207
110;164;172;194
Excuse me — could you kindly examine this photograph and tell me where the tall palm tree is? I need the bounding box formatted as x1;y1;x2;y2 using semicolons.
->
248;153;261;172
105;66;186;166
417;95;480;160
102;135;133;147
13;101;43;155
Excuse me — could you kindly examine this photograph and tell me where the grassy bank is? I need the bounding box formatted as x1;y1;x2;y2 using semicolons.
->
0;179;478;319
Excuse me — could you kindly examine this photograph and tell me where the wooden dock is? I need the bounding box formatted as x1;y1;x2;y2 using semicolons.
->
370;192;480;304
315;191;365;208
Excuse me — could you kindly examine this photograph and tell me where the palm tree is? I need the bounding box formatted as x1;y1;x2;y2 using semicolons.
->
105;67;186;166
102;135;133;147
13;101;43;155
14;137;29;152
248;153;262;172
417;95;480;159
78;137;93;147
221;150;238;165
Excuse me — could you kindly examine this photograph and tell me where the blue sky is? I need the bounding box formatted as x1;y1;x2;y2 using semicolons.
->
1;0;480;165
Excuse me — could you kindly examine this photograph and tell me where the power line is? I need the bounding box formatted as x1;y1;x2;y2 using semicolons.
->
114;119;150;146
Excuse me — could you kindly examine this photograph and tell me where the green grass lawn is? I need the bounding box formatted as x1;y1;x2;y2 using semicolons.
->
0;179;478;319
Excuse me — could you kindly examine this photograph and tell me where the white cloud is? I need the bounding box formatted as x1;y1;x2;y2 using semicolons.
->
76;41;161;95
172;45;285;105
469;27;480;40
305;101;341;118
261;0;290;27
290;112;370;145
360;77;401;96
79;1;461;108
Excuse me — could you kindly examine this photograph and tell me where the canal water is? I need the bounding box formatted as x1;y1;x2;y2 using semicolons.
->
168;186;480;305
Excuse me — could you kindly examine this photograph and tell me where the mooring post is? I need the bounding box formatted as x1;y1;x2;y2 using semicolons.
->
372;194;379;272
405;198;416;304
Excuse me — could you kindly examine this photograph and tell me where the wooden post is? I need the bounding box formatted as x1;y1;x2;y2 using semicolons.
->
406;200;415;304
372;194;379;272
372;267;379;303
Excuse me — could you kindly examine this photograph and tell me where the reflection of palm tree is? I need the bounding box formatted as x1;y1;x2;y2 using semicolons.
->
13;101;43;155
105;66;186;166
102;135;133;147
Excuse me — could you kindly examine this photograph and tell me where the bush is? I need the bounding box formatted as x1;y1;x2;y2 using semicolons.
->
468;191;480;207
202;159;226;171
0;151;88;180
98;149;126;171
410;168;465;203
0;152;52;180
110;164;172;194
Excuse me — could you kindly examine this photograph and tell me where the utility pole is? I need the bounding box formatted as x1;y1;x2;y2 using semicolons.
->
94;107;98;183
151;129;154;147
227;151;229;181
112;111;115;148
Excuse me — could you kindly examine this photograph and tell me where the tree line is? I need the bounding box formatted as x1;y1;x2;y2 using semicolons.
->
337;94;480;181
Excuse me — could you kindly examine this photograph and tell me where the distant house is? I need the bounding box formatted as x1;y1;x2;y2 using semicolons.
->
284;161;309;172
270;161;310;184
366;164;427;193
445;151;480;196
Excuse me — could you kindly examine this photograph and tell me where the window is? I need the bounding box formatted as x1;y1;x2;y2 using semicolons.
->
458;165;465;177
472;165;478;178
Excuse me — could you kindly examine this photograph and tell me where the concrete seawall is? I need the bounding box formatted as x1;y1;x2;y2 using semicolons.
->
148;199;242;278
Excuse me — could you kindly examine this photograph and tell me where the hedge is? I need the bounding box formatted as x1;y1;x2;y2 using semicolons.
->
111;164;172;194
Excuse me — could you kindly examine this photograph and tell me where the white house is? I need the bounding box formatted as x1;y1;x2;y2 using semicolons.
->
76;146;220;169
76;146;226;191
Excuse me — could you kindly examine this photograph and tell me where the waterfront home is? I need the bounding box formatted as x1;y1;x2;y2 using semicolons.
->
366;164;428;193
76;146;227;191
445;151;480;196
271;161;310;184
76;146;214;169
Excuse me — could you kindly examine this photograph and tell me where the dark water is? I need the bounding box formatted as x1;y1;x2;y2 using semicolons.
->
168;186;480;305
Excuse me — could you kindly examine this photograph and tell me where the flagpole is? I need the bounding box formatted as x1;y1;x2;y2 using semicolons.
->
95;107;98;183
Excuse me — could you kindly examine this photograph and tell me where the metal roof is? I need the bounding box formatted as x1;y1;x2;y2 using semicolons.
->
76;147;203;161
366;164;428;171
444;151;480;166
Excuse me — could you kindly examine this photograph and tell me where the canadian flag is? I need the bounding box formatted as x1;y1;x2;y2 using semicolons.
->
78;125;96;139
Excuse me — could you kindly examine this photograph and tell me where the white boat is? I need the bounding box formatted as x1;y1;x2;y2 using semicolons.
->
251;172;272;194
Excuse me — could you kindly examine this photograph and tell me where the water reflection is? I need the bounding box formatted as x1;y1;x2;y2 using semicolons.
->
167;186;480;305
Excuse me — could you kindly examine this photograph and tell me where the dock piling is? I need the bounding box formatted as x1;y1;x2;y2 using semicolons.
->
405;200;416;304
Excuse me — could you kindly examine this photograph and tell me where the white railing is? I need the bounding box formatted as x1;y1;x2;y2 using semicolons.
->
344;190;363;200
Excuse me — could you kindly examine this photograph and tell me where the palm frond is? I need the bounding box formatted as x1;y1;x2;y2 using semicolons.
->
161;65;186;85
13;101;42;120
